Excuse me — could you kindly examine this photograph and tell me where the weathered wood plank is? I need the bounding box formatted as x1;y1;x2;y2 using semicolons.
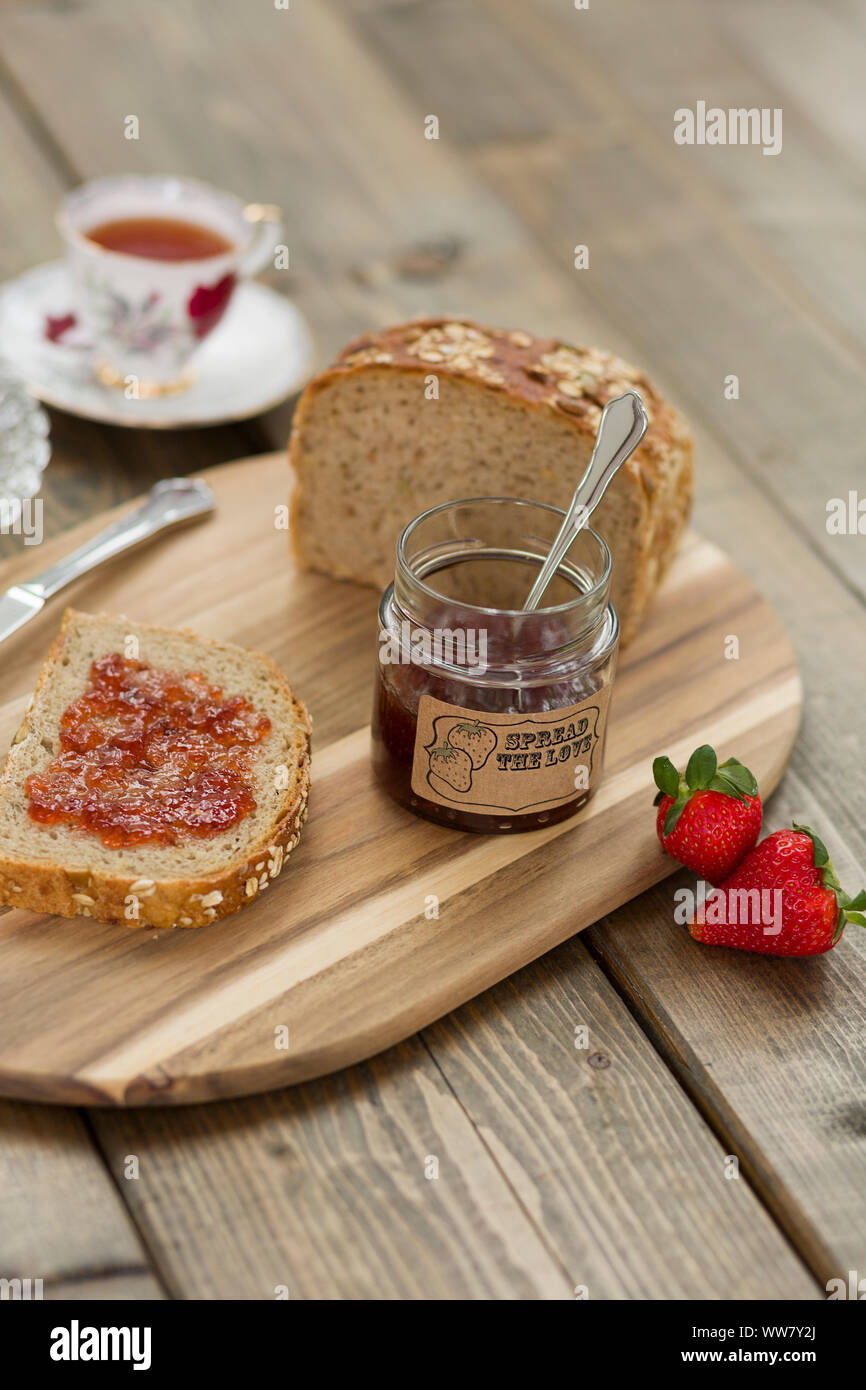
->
89;1038;574;1300
584;767;866;1286
531;0;866;369
0;79;68;279
421;938;819;1299
89;947;817;1299
717;0;866;174
343;0;597;149
0;1101;163;1299
342;0;866;602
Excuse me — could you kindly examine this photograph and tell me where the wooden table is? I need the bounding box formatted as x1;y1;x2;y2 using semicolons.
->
0;0;863;1301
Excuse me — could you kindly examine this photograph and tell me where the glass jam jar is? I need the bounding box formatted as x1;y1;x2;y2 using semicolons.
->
371;496;619;833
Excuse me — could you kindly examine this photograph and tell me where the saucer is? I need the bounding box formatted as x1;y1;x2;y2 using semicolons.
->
0;261;314;429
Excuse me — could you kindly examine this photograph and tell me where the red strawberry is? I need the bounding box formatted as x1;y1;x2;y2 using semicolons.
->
653;744;762;885
688;824;866;957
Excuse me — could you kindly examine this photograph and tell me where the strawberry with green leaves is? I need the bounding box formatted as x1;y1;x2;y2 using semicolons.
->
653;744;762;885
689;824;866;957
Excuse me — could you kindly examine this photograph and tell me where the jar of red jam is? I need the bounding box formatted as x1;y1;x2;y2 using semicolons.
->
372;496;619;833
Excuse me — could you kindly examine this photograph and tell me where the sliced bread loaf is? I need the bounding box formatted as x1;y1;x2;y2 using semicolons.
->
289;318;694;644
0;609;311;929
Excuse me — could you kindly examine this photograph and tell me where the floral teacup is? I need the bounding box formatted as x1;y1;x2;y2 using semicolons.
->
57;174;283;394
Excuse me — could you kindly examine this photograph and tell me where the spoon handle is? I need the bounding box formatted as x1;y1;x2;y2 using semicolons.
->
522;390;648;612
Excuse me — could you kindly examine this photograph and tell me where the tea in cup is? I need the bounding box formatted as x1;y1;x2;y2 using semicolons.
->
57;174;283;394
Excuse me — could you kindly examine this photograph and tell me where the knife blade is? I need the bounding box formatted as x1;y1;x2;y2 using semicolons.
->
0;584;46;644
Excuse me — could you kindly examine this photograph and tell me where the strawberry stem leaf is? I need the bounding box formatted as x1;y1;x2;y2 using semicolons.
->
652;756;679;800
792;823;830;868
707;775;748;803
654;745;759;824
793;823;866;942
686;744;717;790
663;794;689;836
713;759;759;799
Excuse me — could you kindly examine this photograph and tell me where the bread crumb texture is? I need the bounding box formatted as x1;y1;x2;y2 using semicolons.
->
0;610;311;929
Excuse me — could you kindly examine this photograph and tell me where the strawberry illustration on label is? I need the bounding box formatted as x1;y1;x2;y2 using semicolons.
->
447;719;496;770
427;743;473;793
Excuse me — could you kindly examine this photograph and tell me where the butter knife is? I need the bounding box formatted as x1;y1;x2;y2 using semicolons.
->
0;477;216;644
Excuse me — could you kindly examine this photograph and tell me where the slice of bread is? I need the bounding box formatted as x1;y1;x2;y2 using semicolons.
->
289;318;694;645
0;610;311;929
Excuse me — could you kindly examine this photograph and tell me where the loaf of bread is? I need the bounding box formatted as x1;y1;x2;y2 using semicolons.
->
0;610;311;929
289;319;694;644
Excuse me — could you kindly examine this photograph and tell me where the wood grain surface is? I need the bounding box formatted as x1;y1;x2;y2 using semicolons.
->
0;1100;164;1300
0;452;800;1106
85;952;818;1300
0;0;862;1301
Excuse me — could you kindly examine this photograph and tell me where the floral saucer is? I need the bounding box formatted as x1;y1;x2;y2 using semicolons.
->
0;261;314;428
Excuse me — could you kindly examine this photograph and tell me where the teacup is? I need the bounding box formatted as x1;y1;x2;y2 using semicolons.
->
57;174;283;394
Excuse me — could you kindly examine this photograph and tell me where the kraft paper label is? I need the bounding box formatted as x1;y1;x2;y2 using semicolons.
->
410;686;611;816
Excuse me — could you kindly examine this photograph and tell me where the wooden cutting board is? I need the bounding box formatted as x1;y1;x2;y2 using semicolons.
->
0;453;801;1106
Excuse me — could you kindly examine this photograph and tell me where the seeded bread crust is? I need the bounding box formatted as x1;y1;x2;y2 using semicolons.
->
0;610;312;930
289;318;694;644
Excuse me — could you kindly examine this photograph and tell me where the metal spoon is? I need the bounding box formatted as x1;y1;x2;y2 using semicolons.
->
522;389;648;611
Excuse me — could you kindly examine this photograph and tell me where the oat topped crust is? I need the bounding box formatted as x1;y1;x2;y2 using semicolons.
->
329;317;690;480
